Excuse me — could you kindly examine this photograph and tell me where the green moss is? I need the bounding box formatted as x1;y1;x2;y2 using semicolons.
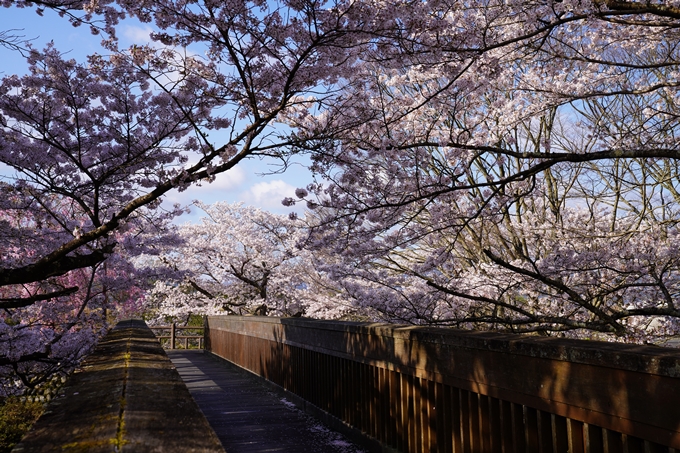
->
60;439;112;452
0;397;44;453
112;412;127;450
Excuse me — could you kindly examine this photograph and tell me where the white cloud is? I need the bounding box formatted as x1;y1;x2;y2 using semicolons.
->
163;166;247;208
167;177;303;224
241;180;297;209
121;25;155;46
205;167;248;191
165;157;312;223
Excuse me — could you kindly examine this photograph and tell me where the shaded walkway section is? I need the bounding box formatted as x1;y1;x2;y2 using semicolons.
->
167;350;366;453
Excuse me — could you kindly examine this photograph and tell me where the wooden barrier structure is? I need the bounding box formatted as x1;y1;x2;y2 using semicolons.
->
150;323;204;349
206;315;680;453
13;319;224;453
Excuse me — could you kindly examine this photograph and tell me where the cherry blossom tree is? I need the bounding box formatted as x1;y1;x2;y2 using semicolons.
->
0;0;392;300
285;1;680;342
0;0;375;388
307;184;680;340
0;250;151;396
3;0;680;379
146;202;355;324
0;42;209;390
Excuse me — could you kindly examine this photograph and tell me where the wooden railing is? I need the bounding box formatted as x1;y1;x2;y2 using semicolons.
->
13;319;224;452
150;323;204;349
206;316;680;453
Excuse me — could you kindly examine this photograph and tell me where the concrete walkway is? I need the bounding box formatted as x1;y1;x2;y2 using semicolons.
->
167;350;366;453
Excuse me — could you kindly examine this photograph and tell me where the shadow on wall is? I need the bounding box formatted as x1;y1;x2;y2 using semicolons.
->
205;316;680;453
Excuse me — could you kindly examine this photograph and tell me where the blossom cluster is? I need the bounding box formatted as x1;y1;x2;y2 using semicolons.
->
145;202;358;324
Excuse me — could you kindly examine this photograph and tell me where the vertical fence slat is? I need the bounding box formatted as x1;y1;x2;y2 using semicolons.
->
489;397;502;453
331;356;341;417
525;406;539;452
373;365;381;442
442;384;453;453
470;392;481;453
413;377;427;453
460;390;471;453
389;370;399;450
348;359;355;428
568;419;586;453
479;394;491;453
362;363;370;435
511;402;526;453
407;374;417;453
585;423;605;453
625;434;646;453
325;351;330;411
435;381;445;453
341;357;347;423
427;379;436;453
452;387;463;453
379;367;388;444
396;372;406;452
538;410;553;453
552;414;569;453
500;400;513;453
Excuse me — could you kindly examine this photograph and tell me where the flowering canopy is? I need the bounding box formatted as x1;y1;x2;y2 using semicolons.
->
285;0;680;341
3;0;680;391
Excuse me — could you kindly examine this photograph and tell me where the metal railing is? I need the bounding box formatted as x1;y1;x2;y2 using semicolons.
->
150;323;204;349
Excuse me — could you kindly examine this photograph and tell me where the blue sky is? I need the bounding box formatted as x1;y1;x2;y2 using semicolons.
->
0;5;312;222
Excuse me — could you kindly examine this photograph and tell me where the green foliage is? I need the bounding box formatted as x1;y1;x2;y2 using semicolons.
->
186;314;205;327
0;397;44;453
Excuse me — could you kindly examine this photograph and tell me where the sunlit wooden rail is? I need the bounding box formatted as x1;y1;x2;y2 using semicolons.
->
206;315;680;453
150;323;204;349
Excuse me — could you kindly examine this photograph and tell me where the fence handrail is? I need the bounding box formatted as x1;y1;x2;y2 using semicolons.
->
149;325;204;330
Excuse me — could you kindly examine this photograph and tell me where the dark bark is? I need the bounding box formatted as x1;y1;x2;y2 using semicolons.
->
0;286;79;309
0;244;115;287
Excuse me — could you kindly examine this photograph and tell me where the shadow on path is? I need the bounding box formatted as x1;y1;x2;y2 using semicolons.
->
167;350;366;453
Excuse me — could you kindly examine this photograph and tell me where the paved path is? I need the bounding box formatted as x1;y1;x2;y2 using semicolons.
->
167;350;366;453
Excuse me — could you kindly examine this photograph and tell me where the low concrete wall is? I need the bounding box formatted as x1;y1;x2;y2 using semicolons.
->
13;319;224;453
206;315;680;453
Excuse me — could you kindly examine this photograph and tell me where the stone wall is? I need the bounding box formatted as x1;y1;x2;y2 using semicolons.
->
14;319;224;453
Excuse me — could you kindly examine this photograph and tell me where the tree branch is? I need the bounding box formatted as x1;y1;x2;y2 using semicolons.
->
0;286;79;309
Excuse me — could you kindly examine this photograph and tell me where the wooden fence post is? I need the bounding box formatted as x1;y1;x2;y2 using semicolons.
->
203;315;208;351
170;322;176;350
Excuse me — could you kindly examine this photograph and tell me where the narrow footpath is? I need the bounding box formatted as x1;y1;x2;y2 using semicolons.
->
167;350;366;453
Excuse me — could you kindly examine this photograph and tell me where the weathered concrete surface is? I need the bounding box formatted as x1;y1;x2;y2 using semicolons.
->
168;349;367;453
13;319;225;453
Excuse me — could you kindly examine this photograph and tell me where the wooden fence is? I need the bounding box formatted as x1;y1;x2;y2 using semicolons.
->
150;323;204;349
205;316;680;453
